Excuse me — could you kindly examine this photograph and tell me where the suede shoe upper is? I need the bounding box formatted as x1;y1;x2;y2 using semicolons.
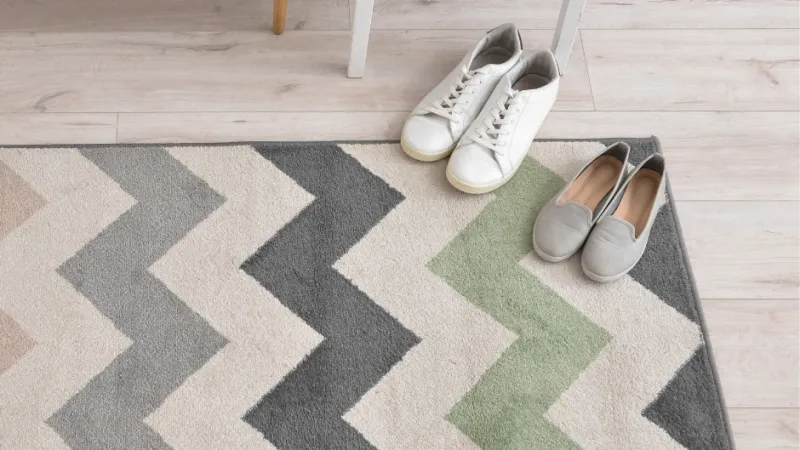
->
581;153;667;282
532;142;630;262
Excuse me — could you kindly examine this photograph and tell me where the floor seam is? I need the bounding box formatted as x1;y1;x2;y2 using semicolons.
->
579;29;597;112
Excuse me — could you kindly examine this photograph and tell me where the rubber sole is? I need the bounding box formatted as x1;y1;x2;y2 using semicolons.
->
581;252;643;283
400;139;455;162
532;238;575;263
445;161;523;195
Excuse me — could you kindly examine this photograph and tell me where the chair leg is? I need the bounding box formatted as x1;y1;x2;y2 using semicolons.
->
551;0;587;75
273;0;287;35
347;0;374;78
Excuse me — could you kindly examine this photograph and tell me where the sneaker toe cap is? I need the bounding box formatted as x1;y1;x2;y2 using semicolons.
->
402;115;455;156
447;144;503;187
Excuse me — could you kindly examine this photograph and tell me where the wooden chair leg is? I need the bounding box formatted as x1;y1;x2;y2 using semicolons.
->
273;0;287;35
347;0;374;78
551;0;587;75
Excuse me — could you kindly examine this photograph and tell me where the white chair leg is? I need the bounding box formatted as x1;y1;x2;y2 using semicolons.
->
348;0;375;78
551;0;587;76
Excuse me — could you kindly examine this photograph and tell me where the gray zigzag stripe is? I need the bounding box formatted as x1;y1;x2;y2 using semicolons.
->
623;138;732;450
242;142;419;450
632;207;731;450
48;147;227;450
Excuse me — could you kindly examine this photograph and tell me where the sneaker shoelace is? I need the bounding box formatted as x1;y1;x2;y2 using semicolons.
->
427;66;487;122
466;88;523;155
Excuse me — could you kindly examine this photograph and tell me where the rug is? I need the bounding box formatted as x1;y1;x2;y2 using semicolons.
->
0;138;733;450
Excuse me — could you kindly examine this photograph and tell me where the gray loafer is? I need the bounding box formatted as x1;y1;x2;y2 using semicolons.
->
533;142;630;262
581;153;667;282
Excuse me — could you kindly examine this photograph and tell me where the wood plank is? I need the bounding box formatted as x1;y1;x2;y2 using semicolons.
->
117;111;407;143
581;30;800;111
582;0;799;30
365;0;799;31
367;0;559;31
676;202;799;300
0;113;117;145
728;408;800;450
539;111;800;201
5;0;794;33
119;111;800;201
0;30;593;113
704;300;799;408
0;0;350;32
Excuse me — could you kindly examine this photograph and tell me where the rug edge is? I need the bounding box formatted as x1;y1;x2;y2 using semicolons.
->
0;137;673;149
651;135;738;450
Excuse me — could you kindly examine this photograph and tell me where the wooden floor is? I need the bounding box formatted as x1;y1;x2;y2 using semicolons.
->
1;0;798;448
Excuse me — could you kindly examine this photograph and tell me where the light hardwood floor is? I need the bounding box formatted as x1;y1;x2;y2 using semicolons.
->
1;0;798;448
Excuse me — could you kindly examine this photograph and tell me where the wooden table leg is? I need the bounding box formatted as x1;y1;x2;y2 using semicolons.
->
273;0;287;35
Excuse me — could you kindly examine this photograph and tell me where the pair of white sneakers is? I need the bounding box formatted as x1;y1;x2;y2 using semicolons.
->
401;23;560;194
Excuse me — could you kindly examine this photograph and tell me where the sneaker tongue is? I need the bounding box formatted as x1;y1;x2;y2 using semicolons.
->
497;74;513;91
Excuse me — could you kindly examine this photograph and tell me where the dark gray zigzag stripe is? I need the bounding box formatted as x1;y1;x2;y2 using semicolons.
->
48;147;227;450
625;137;732;450
631;207;730;450
643;348;730;450
626;140;694;319
242;142;419;450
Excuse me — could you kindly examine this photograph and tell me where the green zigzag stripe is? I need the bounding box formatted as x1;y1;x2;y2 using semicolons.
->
428;157;611;449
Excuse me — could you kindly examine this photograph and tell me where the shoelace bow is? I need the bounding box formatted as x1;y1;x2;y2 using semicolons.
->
427;66;486;122
467;88;523;155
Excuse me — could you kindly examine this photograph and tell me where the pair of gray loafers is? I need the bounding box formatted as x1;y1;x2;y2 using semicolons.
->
533;142;667;282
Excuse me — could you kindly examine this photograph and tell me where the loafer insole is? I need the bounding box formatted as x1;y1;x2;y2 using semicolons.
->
562;156;623;213
614;168;661;237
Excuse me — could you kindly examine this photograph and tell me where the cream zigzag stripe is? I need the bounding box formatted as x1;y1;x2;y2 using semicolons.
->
145;145;320;450
530;140;616;186
0;148;132;449
521;255;701;450
337;143;516;449
524;140;701;450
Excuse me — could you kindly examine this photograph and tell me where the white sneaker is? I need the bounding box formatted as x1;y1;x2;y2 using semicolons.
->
401;23;523;162
446;50;560;194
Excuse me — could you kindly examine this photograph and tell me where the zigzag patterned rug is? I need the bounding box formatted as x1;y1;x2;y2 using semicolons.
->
0;138;733;450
